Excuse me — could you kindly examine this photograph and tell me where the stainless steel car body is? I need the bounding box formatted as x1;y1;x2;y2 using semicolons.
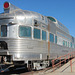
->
0;2;74;65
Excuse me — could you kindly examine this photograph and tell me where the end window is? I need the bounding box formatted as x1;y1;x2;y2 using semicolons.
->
1;25;7;37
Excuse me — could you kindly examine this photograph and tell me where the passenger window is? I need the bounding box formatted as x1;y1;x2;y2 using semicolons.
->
63;40;65;46
68;42;69;47
49;33;54;43
42;30;46;40
55;36;57;43
1;25;7;37
19;26;31;37
34;28;40;39
65;41;67;46
70;42;72;47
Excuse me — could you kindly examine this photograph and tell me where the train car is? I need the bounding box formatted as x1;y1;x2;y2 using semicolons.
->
0;2;75;70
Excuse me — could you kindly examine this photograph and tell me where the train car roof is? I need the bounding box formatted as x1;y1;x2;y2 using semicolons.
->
0;2;70;34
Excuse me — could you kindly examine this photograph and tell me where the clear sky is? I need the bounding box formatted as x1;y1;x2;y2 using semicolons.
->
0;0;75;37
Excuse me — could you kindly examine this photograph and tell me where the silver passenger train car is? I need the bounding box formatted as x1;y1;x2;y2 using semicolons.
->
0;2;75;70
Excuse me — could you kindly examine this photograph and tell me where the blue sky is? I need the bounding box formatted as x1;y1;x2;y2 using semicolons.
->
0;0;75;37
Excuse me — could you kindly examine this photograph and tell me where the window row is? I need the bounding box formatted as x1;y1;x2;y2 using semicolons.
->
57;21;69;34
57;31;70;40
19;26;57;43
63;40;69;47
19;26;46;40
63;40;75;48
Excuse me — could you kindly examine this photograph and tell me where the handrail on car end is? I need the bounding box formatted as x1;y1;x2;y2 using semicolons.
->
51;51;75;72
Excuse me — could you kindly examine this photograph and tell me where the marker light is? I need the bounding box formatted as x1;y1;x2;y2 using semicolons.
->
4;2;9;9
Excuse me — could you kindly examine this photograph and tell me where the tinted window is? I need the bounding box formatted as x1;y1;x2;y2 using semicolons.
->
34;28;40;39
55;36;57;43
49;33;54;42
63;40;65;46
70;42;72;47
1;25;7;37
66;41;67;46
42;30;46;40
47;17;56;22
68;42;69;47
19;26;31;37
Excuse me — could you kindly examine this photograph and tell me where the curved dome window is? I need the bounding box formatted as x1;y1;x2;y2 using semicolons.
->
47;17;56;22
